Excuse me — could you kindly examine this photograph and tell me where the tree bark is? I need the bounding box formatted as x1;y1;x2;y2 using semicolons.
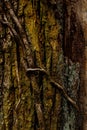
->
63;0;87;130
0;0;85;130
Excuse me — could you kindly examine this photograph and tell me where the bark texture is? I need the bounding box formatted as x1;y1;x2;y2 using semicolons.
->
0;0;63;130
63;1;87;130
0;0;86;130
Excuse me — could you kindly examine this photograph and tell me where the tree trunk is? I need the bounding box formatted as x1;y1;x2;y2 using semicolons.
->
0;0;63;129
0;0;86;130
77;1;87;130
63;0;87;130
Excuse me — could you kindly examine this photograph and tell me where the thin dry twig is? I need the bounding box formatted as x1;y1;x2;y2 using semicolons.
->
3;0;23;32
3;0;34;67
26;68;49;75
26;68;79;110
50;80;79;110
0;19;18;37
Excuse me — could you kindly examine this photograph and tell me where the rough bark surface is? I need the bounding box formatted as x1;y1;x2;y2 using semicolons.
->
0;0;86;130
0;0;63;130
63;0;87;130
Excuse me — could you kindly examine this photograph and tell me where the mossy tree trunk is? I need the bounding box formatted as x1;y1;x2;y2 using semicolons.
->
0;0;84;130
